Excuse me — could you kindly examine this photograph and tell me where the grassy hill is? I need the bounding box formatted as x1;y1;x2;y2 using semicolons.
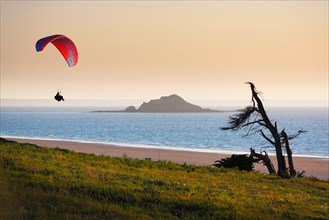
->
0;138;328;219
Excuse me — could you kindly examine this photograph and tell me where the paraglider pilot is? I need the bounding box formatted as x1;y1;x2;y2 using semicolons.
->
54;91;65;102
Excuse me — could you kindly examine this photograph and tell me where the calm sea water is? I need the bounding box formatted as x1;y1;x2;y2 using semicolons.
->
1;107;328;157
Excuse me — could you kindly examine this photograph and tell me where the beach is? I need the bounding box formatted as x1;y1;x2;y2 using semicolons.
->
5;137;329;180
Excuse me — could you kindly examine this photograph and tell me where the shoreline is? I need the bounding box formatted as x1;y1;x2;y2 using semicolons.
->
3;136;329;180
2;135;327;159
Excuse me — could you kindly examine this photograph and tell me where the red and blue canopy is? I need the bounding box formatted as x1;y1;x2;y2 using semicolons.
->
36;34;78;67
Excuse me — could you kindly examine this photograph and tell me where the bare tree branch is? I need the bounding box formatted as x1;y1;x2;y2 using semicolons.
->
258;122;267;127
246;113;260;135
260;130;275;146
241;120;265;128
250;148;276;174
288;130;308;140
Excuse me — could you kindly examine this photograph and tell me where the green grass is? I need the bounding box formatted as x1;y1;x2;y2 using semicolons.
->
0;138;328;219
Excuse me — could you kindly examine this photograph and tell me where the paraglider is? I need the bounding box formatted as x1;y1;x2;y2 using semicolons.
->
36;34;78;102
54;91;65;102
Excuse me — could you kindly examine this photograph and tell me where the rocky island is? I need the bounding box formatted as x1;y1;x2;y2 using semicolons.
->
94;94;219;113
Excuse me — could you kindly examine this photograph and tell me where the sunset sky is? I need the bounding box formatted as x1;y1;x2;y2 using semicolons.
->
1;1;328;106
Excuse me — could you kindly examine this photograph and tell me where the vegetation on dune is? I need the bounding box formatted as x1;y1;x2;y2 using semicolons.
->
0;138;328;219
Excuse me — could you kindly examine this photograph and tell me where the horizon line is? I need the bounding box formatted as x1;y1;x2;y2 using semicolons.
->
1;98;328;108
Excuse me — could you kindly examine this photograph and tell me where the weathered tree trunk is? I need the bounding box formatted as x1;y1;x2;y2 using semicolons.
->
248;83;288;177
281;130;296;177
250;148;276;174
221;83;302;178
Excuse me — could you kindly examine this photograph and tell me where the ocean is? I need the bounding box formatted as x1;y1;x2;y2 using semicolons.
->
1;106;328;158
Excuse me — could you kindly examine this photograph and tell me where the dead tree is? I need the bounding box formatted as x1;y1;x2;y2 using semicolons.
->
221;82;305;178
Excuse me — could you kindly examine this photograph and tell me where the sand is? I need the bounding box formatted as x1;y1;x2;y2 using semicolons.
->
4;137;329;180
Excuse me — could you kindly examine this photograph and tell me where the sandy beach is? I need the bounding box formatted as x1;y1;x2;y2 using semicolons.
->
4;137;328;180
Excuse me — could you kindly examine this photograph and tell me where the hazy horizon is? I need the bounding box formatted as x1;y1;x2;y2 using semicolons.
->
1;97;327;108
1;1;328;104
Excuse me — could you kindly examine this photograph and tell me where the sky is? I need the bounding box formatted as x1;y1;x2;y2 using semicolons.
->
1;1;328;106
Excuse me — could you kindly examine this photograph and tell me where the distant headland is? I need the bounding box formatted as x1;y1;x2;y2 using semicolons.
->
93;94;219;113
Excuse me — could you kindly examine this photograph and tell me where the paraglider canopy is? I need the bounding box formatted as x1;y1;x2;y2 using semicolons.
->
36;34;78;67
